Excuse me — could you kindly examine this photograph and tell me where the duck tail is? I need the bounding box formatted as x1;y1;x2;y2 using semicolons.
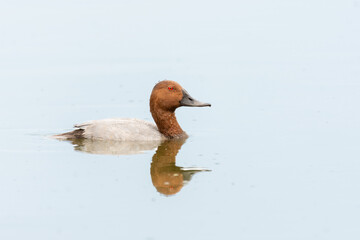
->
52;129;85;139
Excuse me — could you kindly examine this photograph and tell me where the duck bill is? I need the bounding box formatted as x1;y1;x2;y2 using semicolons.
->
180;89;211;107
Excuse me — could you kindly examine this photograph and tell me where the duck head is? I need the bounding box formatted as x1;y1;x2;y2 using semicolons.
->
150;80;211;138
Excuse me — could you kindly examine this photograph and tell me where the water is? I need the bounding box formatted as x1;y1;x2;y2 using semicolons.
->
1;0;360;239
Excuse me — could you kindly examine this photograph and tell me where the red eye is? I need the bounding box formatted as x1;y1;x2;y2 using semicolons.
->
168;87;174;91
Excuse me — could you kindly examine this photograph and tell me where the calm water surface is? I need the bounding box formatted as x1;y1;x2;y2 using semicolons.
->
1;0;360;239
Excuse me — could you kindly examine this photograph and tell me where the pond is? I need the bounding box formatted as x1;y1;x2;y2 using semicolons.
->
1;1;360;239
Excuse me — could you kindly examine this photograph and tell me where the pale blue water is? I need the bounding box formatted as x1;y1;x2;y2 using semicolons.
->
1;0;360;239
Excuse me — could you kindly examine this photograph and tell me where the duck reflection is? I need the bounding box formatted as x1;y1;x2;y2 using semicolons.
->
70;138;162;155
67;138;210;196
151;139;210;196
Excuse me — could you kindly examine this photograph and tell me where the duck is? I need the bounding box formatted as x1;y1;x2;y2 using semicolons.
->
54;80;211;141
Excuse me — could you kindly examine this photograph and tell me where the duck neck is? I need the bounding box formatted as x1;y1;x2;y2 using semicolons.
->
151;108;187;138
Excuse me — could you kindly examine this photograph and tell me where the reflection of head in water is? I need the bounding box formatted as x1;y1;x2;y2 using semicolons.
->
151;139;210;196
151;139;185;195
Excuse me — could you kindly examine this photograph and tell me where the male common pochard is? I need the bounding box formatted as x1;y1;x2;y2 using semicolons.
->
54;80;211;141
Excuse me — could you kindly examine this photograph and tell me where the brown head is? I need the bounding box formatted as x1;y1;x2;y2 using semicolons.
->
150;80;211;138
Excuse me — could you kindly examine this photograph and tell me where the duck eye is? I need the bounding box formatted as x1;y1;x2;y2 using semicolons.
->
168;87;174;91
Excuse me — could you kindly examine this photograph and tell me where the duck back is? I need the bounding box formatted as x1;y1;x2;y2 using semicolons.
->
56;118;166;141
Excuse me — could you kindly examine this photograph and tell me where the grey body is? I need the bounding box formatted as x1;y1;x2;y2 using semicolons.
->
55;118;166;141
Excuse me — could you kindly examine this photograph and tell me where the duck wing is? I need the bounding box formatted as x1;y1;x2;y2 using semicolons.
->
76;118;165;141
